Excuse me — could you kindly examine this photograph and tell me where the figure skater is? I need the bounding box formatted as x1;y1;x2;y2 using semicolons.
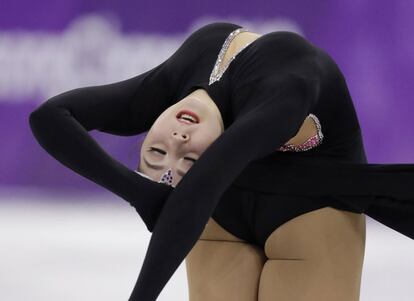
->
29;22;414;301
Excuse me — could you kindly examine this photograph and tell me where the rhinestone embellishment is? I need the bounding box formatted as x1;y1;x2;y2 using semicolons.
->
278;113;324;152
209;27;253;85
159;168;173;185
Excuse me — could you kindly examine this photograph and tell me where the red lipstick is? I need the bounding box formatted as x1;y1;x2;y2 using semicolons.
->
176;110;200;123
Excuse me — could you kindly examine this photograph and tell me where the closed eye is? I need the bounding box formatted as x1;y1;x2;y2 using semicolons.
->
149;147;197;162
149;147;166;155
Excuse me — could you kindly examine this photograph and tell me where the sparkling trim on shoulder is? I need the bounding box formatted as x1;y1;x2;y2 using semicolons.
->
209;27;254;85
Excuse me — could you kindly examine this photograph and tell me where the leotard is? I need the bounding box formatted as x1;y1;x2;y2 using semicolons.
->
29;22;414;300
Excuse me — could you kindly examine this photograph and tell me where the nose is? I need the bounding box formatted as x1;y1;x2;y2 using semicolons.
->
171;131;190;142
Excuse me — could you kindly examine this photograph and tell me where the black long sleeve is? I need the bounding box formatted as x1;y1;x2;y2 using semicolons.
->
28;22;224;232
28;62;176;232
128;32;321;300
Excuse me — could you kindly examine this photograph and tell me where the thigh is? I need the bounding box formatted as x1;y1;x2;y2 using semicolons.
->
258;207;366;301
186;217;267;301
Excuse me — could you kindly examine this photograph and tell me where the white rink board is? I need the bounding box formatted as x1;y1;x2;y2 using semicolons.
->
0;190;413;301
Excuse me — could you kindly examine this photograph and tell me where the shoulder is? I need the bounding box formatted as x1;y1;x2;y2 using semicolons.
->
188;22;242;37
262;31;318;57
180;22;242;46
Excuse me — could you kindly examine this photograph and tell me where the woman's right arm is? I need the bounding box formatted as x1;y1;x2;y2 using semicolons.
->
28;61;176;232
28;22;238;232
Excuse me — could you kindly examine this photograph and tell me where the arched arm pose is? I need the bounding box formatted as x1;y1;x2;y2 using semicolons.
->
29;22;414;301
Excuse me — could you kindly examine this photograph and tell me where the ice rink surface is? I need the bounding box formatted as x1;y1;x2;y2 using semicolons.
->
1;188;413;301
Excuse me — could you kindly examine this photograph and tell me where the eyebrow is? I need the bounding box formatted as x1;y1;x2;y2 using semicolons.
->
143;156;186;177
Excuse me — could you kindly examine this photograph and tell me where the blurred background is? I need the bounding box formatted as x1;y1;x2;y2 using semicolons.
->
1;0;413;300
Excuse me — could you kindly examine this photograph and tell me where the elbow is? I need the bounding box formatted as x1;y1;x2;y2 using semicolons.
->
29;95;63;128
28;108;45;149
29;107;43;132
28;102;58;142
28;104;49;132
29;107;46;145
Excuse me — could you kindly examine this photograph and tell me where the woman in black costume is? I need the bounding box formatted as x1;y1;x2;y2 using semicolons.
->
29;22;414;300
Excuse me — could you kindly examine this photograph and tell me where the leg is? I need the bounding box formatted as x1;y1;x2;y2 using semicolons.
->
258;207;366;301
185;217;267;301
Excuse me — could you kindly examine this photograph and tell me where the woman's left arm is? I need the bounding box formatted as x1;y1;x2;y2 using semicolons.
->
129;34;322;300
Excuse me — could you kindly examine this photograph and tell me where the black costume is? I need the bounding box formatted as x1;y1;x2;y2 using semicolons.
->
29;22;414;300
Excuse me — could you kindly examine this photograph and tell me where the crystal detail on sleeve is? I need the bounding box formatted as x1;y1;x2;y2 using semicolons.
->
278;113;324;152
209;27;253;85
